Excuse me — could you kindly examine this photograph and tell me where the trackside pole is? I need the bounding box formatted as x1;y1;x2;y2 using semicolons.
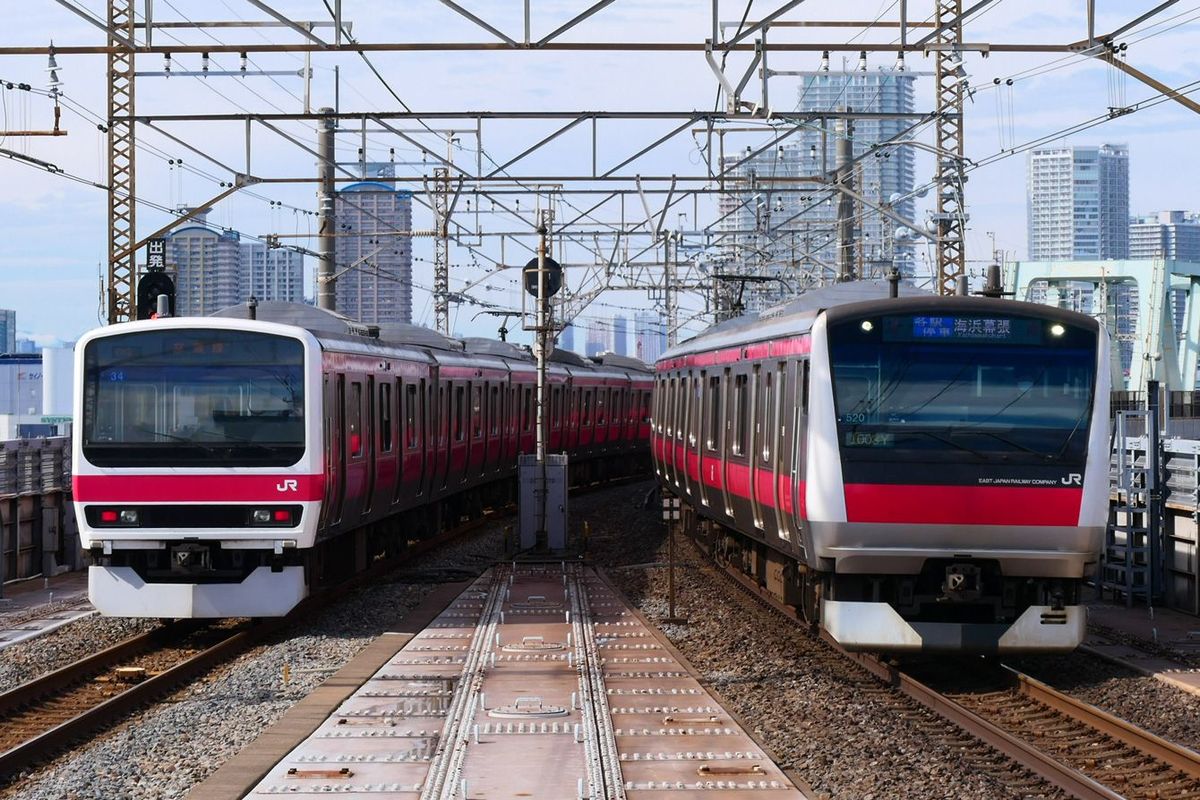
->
519;211;568;553
662;493;687;624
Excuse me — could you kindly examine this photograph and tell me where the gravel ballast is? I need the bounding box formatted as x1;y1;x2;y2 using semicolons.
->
6;479;1200;798
0;524;503;800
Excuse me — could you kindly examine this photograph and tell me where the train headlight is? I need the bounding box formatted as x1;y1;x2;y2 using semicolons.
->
1049;323;1066;337
118;509;139;524
252;509;272;524
860;320;874;332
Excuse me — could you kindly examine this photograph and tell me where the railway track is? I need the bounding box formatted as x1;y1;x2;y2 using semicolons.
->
0;475;643;785
0;505;507;783
898;659;1200;800
705;543;1200;799
0;620;251;780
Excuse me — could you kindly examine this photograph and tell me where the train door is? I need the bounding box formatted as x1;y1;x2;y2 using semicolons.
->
772;361;792;545
697;372;712;508
448;383;463;486
333;374;347;525
719;367;734;518
667;376;676;484
469;382;482;482
319;375;334;532
679;375;691;493
749;365;764;530
438;382;451;491
791;359;810;553
392;378;405;506
489;382;500;473
365;376;376;515
416;379;427;496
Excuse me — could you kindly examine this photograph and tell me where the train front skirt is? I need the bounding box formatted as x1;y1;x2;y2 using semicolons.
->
88;566;307;618
822;600;1086;654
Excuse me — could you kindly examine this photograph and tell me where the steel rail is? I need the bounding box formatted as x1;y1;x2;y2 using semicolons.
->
0;620;193;720
711;557;1126;800
843;650;1125;800
0;469;650;784
1004;666;1200;781
0;622;248;779
0;506;505;783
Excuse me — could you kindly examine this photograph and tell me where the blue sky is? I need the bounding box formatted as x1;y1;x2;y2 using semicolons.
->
1;1;1197;346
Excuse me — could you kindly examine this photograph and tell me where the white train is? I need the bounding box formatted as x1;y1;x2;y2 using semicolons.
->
74;303;652;618
653;282;1111;653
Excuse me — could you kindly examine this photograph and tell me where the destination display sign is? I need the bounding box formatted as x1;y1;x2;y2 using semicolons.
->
882;315;1045;345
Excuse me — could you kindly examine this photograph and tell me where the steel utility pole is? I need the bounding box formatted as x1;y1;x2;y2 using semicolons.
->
665;231;679;347
107;0;136;324
432;167;451;336
317;107;337;311
934;0;967;295
534;212;552;548
835;117;855;282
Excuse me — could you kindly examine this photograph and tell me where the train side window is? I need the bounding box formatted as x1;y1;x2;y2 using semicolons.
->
349;381;363;457
379;381;393;453
583;390;593;427
732;373;747;456
677;377;688;441
597;389;606;426
706;375;720;450
490;385;500;435
406;384;419;448
472;384;483;439
761;369;773;462
454;385;465;442
801;359;810;413
775;365;788;464
642;390;652;424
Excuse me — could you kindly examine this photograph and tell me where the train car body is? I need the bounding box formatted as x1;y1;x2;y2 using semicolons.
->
73;303;651;618
653;281;1110;654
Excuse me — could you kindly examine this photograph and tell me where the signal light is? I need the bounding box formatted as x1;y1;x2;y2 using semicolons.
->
100;510;118;523
273;510;291;523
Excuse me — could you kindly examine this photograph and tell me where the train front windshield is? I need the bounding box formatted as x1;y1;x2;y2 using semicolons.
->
829;314;1096;465
83;329;306;467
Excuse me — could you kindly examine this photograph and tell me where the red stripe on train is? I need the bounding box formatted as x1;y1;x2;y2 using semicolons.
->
74;474;326;503
843;484;1082;526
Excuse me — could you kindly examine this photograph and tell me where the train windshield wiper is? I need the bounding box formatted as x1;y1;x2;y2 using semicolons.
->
953;429;1058;460
893;429;987;458
132;425;221;454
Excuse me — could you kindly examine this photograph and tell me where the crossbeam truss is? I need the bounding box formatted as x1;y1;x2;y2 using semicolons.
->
15;2;1191;333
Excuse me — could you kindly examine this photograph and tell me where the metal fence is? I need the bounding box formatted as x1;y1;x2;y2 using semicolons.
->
0;437;80;594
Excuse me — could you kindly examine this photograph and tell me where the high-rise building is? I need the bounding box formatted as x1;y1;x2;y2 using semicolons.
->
718;67;917;311
611;315;628;356
167;209;242;316
1130;211;1200;261
559;323;575;353
585;321;609;358
239;242;304;303
334;181;413;325
0;309;15;355
1027;144;1129;261
634;311;667;363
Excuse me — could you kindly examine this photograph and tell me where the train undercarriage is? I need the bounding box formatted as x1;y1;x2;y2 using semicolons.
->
680;504;1087;654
